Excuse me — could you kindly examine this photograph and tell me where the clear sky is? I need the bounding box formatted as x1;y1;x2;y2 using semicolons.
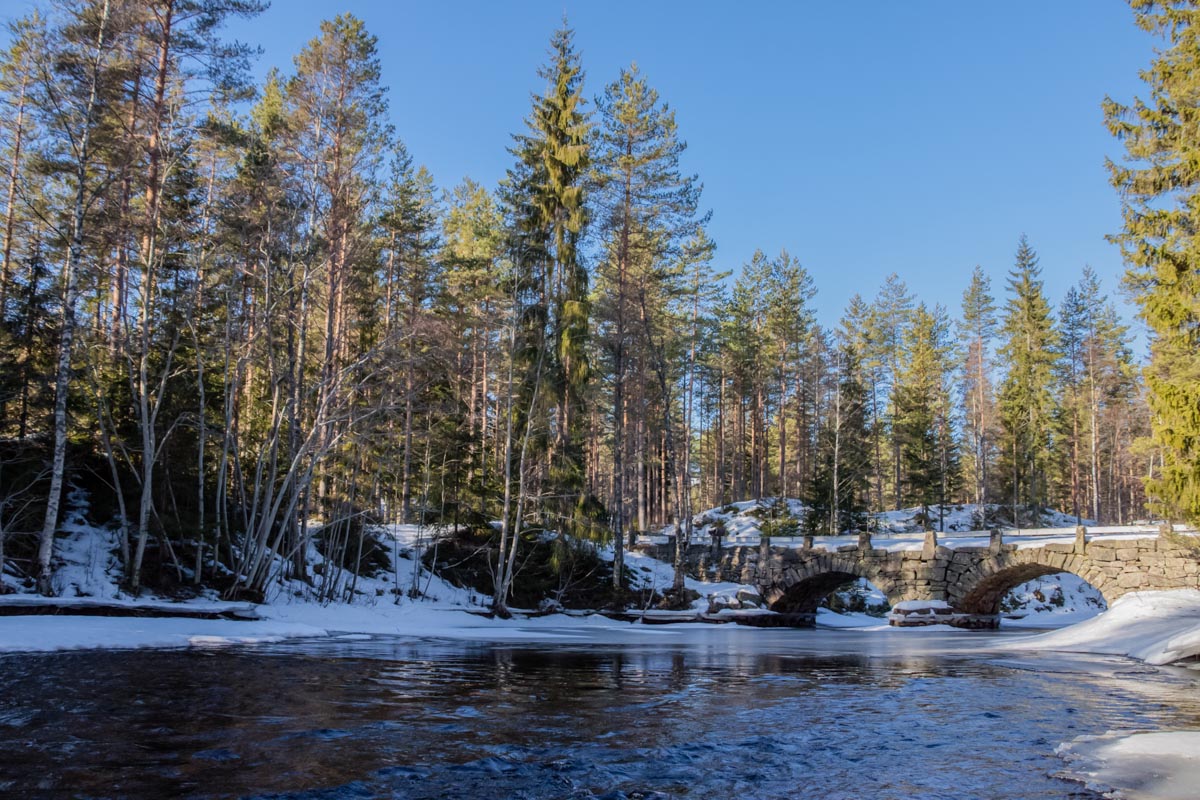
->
2;1;1158;333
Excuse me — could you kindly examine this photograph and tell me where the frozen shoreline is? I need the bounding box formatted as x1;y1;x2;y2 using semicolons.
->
1;587;1195;658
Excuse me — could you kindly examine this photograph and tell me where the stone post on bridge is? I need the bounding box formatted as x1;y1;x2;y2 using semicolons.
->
989;529;1003;555
1074;525;1087;554
922;529;937;558
802;533;814;550
858;531;872;552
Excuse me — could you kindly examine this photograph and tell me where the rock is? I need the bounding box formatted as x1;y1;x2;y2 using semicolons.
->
736;589;763;607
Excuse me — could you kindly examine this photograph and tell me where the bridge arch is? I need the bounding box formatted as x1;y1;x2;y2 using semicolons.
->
761;554;900;614
949;549;1114;616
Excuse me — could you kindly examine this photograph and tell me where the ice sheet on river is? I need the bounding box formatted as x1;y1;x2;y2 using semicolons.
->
1057;730;1200;800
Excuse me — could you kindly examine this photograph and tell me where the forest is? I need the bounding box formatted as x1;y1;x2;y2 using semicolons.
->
0;0;1197;611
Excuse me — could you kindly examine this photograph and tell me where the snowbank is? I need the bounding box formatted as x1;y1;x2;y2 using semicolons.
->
1057;731;1200;800
1002;589;1200;666
0;599;770;653
0;616;326;653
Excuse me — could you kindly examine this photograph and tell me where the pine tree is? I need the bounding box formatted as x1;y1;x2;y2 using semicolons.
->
1060;267;1140;524
765;252;817;500
1105;0;1200;525
1057;282;1088;521
960;265;998;510
538;24;591;535
591;62;704;586
0;12;43;323
806;341;870;535
31;0;136;594
867;274;913;510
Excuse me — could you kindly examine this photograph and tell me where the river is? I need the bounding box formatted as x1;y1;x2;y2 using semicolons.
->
1;626;1197;799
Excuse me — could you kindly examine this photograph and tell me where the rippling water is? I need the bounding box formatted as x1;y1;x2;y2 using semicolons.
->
1;628;1198;799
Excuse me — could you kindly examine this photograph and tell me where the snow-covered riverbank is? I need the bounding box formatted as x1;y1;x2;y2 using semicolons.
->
999;589;1200;666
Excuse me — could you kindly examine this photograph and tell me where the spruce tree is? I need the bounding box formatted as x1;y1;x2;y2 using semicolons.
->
1106;0;1200;524
538;24;591;530
494;22;590;611
997;235;1059;522
894;304;960;527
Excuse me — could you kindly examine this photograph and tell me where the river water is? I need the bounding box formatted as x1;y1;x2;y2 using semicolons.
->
1;627;1197;799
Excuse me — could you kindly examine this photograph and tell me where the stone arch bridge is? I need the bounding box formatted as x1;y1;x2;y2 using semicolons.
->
642;527;1200;628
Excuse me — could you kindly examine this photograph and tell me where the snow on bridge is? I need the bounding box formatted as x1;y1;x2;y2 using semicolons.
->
639;523;1193;552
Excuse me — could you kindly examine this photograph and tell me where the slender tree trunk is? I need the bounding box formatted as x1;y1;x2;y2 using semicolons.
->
37;0;113;596
832;356;842;534
0;68;28;315
778;370;787;498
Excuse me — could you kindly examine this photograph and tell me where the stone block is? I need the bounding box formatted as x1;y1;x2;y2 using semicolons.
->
1117;572;1148;589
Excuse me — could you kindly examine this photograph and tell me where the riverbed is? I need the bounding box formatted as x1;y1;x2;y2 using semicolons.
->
1;627;1197;799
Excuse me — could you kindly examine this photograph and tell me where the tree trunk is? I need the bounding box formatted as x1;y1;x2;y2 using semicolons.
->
37;0;113;596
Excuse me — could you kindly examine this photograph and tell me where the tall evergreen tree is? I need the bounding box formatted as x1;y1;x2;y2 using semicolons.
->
1105;0;1200;525
894;303;960;527
867;274;913;510
997;235;1060;522
493;22;591;613
538;24;591;532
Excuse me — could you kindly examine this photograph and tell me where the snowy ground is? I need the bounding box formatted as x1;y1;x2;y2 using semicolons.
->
0;539;1109;652
682;498;1096;539
0;492;1123;652
0;495;1179;659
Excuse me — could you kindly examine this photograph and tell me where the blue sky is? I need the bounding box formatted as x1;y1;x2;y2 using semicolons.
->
3;1;1157;333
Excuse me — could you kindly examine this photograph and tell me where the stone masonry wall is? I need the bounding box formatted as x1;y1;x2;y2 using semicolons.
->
637;531;1200;617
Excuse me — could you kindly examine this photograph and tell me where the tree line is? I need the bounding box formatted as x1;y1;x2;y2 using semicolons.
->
0;1;1194;608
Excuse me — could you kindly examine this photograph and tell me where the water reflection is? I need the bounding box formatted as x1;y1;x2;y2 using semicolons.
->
0;631;1197;799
